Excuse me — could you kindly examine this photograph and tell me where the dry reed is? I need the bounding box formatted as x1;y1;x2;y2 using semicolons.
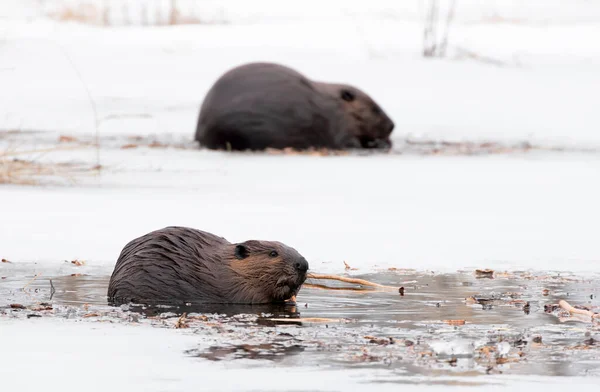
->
0;145;98;186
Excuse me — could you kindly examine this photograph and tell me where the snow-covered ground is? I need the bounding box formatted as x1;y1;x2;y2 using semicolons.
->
2;145;600;276
1;0;599;147
3;318;599;392
2;1;600;390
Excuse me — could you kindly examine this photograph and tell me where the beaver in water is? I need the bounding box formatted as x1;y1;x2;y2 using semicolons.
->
194;62;395;151
107;226;309;305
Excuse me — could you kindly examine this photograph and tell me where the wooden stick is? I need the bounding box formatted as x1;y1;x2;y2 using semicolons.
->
303;283;371;292
22;273;41;290
175;312;188;329
264;317;344;324
559;299;600;321
307;273;400;291
49;279;56;300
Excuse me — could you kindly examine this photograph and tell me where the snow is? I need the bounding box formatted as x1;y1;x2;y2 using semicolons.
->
1;1;600;147
2;148;600;276
2;1;600;390
1;0;599;279
1;318;599;392
5;0;600;25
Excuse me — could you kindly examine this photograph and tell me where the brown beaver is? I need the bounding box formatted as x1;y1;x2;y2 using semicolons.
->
107;226;309;305
194;62;395;151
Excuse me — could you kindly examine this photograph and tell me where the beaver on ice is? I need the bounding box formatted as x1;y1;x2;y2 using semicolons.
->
194;62;395;151
107;226;309;305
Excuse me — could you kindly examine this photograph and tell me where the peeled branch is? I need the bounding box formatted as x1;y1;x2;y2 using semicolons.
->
306;273;403;294
558;299;600;322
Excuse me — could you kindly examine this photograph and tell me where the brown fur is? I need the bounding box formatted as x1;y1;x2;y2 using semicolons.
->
194;62;395;151
107;226;309;305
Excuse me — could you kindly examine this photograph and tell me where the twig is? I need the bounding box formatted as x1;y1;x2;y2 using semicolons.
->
423;0;457;58
429;0;438;55
558;299;600;322
439;0;457;57
264;317;346;324
22;273;41;291
52;42;101;172
175;312;188;328
303;283;371;292
306;273;401;292
422;0;432;56
286;295;296;303
49;279;56;300
423;0;439;57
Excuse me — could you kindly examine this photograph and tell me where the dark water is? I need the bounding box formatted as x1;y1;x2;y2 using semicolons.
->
1;269;600;378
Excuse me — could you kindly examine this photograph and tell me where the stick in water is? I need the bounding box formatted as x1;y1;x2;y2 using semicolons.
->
22;273;41;291
306;273;402;292
49;279;56;300
559;299;600;321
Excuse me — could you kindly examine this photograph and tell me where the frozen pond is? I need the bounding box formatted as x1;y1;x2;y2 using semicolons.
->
2;266;600;383
3;121;600;392
2;1;600;389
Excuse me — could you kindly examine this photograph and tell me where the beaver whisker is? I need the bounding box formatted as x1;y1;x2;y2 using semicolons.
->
275;275;298;287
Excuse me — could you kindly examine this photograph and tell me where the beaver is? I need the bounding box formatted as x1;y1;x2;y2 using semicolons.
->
194;62;395;151
107;226;309;305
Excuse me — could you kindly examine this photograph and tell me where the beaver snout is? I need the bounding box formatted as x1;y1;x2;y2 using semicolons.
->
294;258;309;272
382;119;394;138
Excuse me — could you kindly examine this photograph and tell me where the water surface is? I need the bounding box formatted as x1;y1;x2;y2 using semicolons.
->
1;268;599;380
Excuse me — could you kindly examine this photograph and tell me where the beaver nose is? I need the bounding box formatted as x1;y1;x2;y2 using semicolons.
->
384;120;394;137
294;258;309;272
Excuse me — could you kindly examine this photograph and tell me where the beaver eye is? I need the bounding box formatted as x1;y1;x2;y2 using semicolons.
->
269;250;278;257
372;105;381;115
341;90;355;102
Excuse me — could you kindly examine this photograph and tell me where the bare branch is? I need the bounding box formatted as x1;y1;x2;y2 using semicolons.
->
439;0;457;57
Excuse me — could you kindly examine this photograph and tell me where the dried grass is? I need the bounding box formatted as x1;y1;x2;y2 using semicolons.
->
51;4;104;25
0;146;98;186
47;0;212;27
423;0;457;58
1;159;76;185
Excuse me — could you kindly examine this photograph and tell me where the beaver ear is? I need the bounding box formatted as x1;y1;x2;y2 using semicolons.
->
234;244;249;259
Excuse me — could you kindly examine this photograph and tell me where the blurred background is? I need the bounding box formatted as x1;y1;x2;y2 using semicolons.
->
2;4;600;389
2;0;599;147
0;1;599;273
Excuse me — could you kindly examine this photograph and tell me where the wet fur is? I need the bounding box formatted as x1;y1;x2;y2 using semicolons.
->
195;62;394;151
107;226;308;305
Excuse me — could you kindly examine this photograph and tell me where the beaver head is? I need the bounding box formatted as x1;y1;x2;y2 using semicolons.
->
316;82;395;149
224;240;309;304
337;84;394;149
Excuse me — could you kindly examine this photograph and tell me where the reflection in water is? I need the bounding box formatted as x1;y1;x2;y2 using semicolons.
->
186;342;305;362
126;302;302;319
1;270;599;378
